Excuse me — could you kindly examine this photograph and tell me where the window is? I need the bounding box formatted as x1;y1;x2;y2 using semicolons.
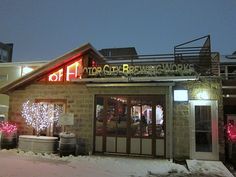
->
195;105;212;152
106;97;128;136
95;95;165;139
95;97;104;136
35;99;66;137
0;74;8;82
0;48;9;61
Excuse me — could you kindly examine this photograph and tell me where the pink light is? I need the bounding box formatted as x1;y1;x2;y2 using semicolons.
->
226;123;236;142
92;60;97;67
0;122;17;135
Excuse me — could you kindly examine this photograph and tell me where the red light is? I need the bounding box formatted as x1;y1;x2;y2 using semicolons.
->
47;57;84;82
49;68;63;82
92;60;97;67
226;123;236;142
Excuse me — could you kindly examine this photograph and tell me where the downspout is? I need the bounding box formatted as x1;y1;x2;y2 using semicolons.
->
169;85;173;161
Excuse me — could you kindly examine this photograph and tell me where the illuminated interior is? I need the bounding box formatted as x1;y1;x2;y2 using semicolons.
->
95;95;164;138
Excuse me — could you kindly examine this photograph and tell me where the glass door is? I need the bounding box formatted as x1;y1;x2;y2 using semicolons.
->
94;95;165;157
130;101;153;155
190;100;219;160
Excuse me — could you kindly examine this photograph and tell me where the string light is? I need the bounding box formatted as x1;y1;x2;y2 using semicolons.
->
226;122;236;142
0;122;17;135
21;100;61;136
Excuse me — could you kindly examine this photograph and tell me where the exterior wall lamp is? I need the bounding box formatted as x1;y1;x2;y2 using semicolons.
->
196;90;209;100
173;89;189;102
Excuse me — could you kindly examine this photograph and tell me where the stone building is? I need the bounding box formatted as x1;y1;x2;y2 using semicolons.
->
0;36;224;161
0;60;47;120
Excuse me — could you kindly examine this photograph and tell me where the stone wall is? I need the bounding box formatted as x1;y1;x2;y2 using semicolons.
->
173;77;224;160
8;83;169;154
173;102;190;159
8;78;224;159
8;84;93;153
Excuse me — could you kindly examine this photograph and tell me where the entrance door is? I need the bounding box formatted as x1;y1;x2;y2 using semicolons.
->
190;100;219;160
94;95;165;157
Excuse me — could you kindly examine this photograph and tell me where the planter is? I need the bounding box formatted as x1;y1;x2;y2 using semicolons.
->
0;132;17;149
18;135;58;153
59;133;76;157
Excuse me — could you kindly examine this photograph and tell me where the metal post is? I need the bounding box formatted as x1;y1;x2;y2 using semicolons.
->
169;85;173;160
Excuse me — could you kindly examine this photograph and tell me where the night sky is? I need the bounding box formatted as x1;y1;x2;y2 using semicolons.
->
0;0;235;61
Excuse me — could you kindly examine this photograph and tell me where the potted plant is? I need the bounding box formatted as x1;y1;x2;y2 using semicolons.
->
18;100;60;153
0;121;17;149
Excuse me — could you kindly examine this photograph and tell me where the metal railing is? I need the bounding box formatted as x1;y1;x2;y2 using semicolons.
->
220;64;236;80
96;35;220;76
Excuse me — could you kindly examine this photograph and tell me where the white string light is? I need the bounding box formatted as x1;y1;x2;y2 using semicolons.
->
21;100;61;136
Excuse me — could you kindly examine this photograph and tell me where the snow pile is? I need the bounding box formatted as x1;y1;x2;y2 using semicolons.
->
0;149;233;177
186;160;234;177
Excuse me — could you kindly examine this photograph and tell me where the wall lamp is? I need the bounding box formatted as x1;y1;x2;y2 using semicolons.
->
174;89;189;102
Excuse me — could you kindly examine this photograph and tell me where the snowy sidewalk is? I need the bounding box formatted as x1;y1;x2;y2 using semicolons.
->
186;160;234;177
0;149;234;177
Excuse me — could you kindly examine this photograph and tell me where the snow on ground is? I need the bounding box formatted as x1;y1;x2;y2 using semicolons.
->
0;149;234;177
186;160;234;177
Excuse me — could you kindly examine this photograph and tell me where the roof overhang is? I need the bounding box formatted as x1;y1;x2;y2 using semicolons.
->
72;76;198;83
0;43;104;94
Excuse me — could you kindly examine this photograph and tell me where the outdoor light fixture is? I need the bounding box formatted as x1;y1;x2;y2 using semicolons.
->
196;90;209;100
174;90;188;101
22;66;34;76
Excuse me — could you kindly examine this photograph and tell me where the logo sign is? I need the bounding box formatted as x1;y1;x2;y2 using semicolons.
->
83;63;195;77
47;62;195;82
48;58;83;82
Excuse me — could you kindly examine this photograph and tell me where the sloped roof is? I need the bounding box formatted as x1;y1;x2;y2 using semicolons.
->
0;43;104;94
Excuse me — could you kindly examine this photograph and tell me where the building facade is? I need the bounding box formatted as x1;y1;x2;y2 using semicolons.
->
0;37;225;160
0;61;47;120
0;42;13;63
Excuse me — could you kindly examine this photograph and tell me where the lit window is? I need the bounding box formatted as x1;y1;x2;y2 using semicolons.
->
36;100;65;136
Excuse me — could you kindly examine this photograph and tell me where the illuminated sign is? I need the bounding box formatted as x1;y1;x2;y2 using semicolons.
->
48;58;83;82
47;61;195;82
83;63;195;77
66;59;83;81
49;68;63;82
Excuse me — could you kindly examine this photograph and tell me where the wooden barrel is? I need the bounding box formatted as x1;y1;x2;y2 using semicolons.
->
59;133;76;157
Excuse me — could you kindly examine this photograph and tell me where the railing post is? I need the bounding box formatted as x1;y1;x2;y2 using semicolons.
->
225;65;228;80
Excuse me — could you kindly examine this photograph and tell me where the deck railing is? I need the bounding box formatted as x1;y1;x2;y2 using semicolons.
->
220;64;236;80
